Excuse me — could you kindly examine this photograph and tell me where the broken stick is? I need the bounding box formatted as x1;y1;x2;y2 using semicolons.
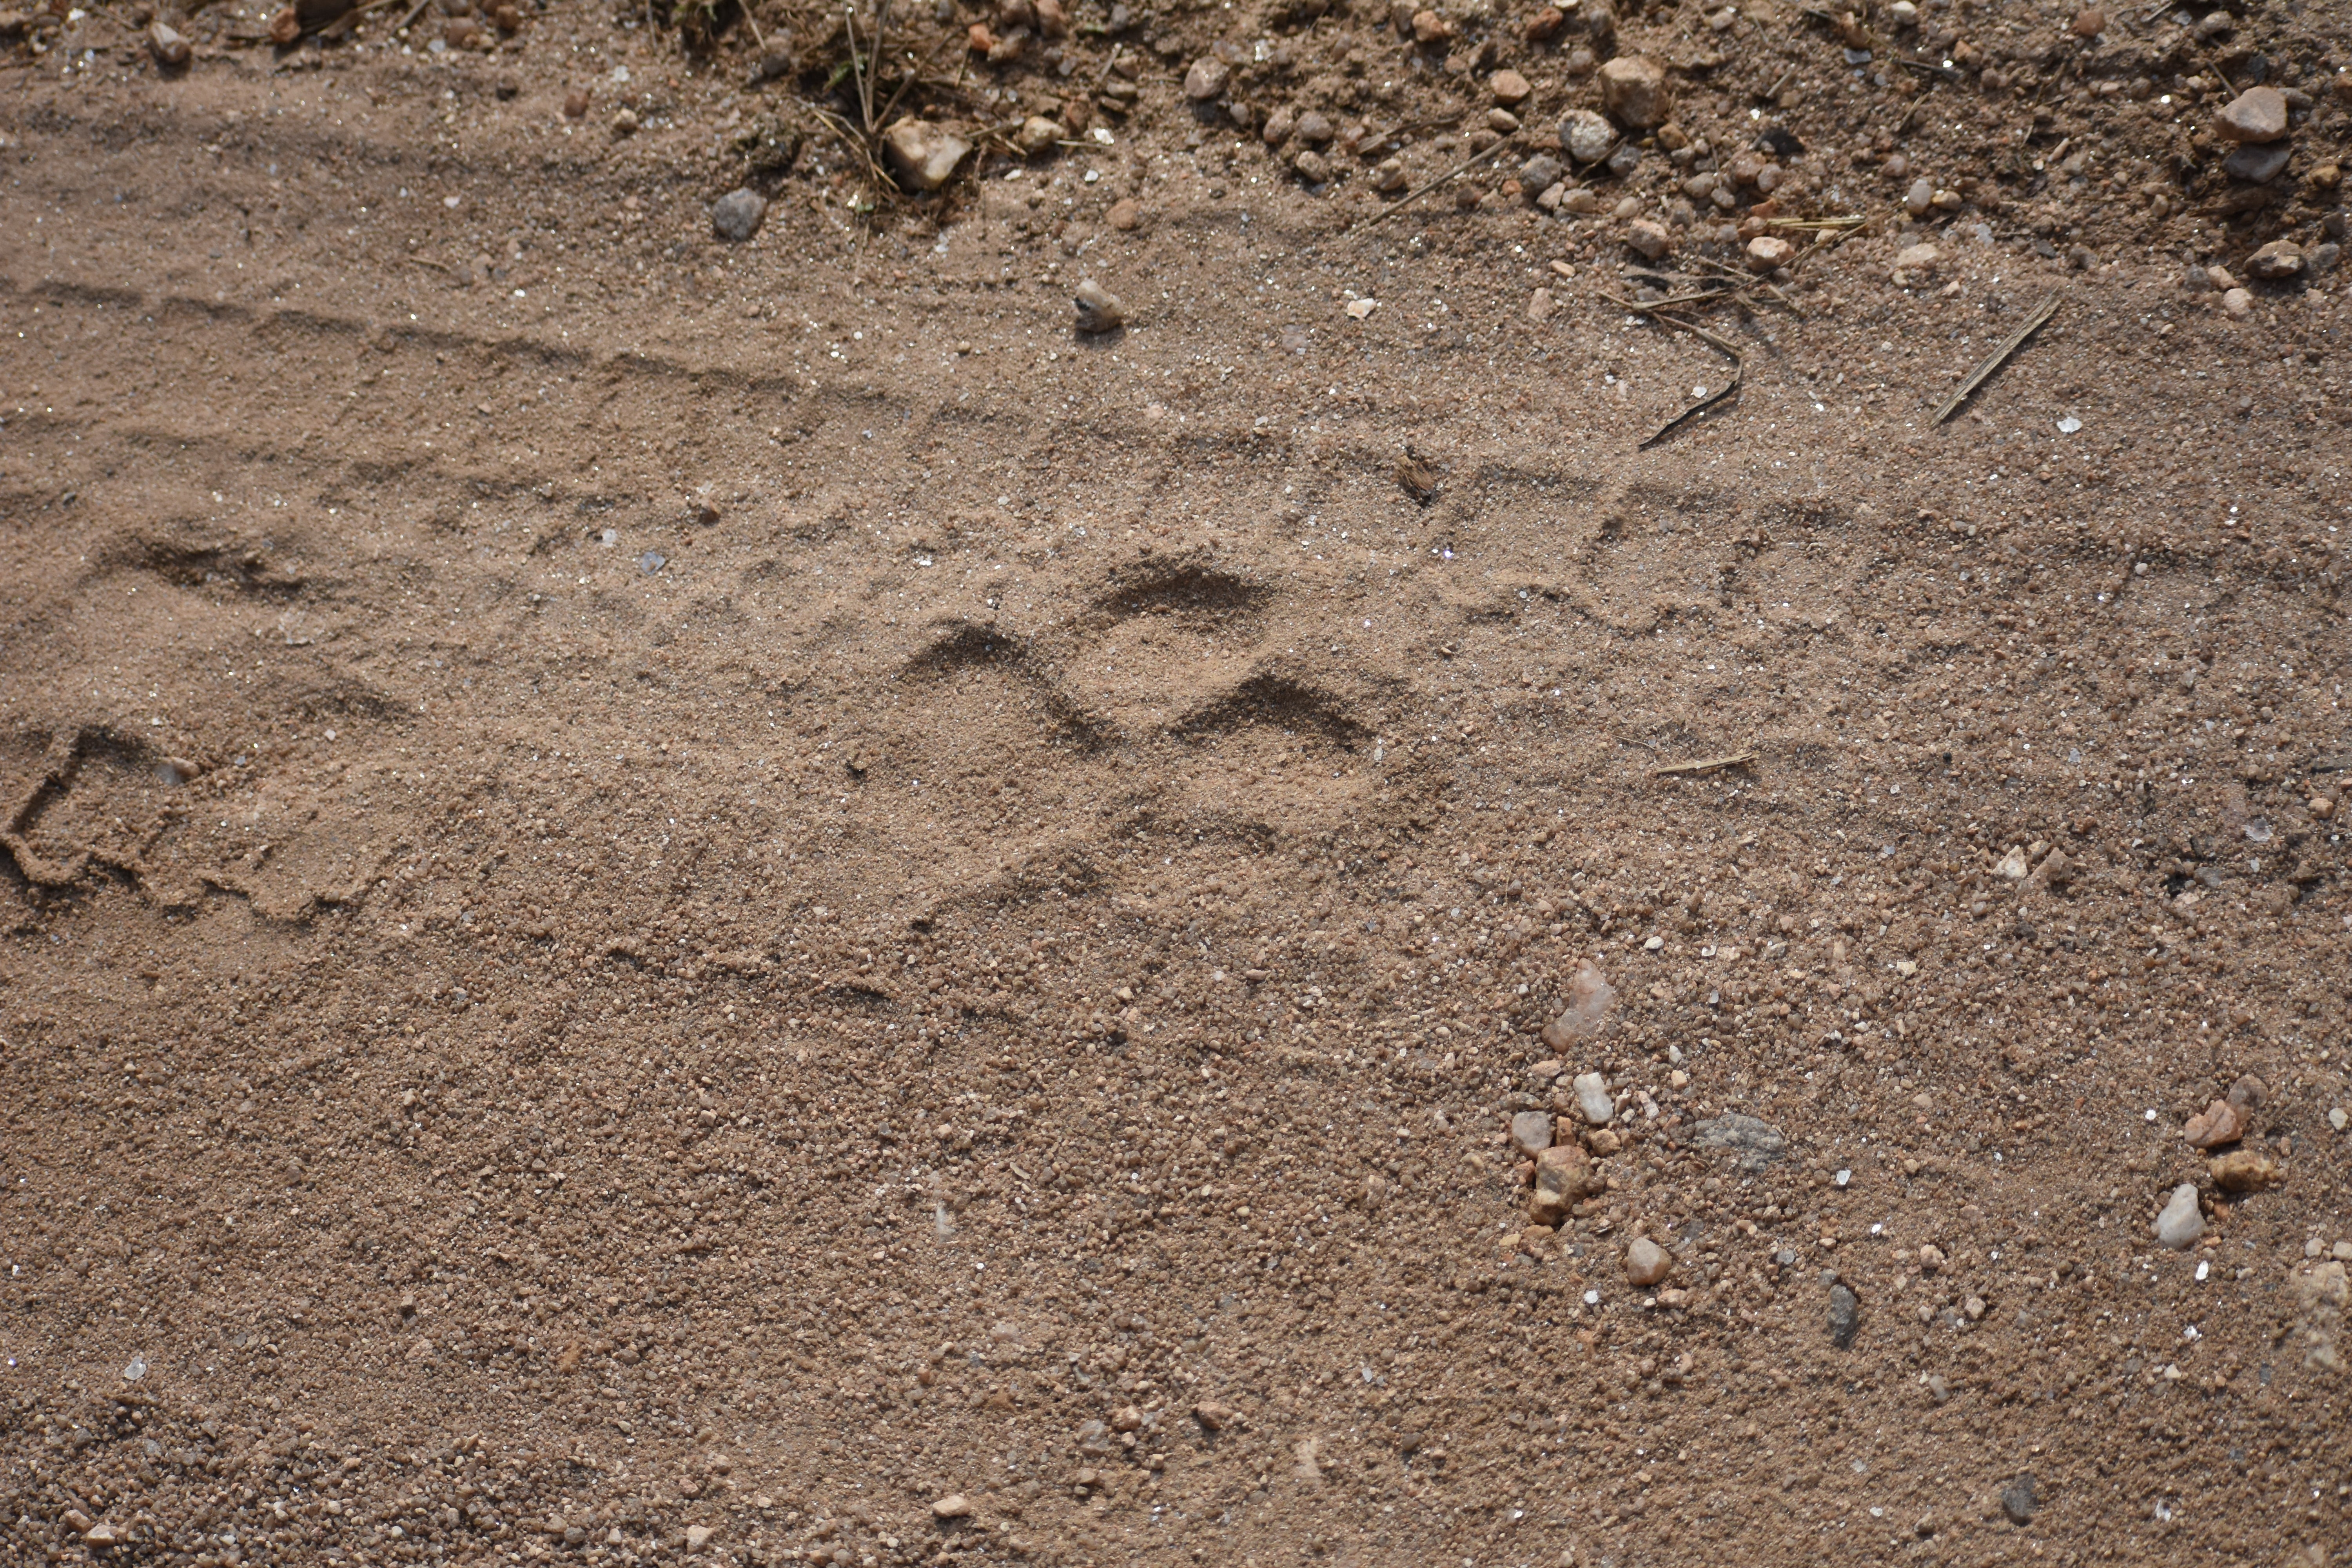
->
1653;750;1759;777
1933;292;2060;425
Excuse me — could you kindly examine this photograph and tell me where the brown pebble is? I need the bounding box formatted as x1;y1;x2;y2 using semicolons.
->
1623;1235;1672;1287
563;87;592;118
1192;1401;1236;1431
1106;198;1142;231
933;1494;974;1519
1528;1142;1599;1225
2209;1148;2282;1192
2183;1098;2247;1149
2069;7;2104;36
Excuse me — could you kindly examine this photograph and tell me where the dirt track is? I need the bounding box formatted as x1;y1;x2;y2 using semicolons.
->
5;0;2352;1563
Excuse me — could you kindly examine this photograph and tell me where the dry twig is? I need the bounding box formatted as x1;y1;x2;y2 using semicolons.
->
1353;139;1515;230
1652;750;1759;776
1932;292;2060;424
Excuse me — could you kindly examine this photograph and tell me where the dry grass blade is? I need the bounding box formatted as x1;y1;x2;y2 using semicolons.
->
1631;308;1744;448
1354;139;1515;230
1763;213;1866;232
1933;292;2060;424
1652;750;1759;776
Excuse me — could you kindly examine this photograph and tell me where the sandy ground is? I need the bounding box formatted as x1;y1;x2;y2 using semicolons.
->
5;0;2352;1563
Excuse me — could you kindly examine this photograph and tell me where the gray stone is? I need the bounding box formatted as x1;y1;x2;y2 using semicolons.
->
1691;1113;1788;1171
1606;141;1643;178
1560;109;1614;164
1295;109;1334;144
1292;148;1332;183
2223;141;2292;183
2155;1183;2205;1250
1519;153;1565;194
2000;1473;2040;1525
1828;1283;1860;1348
1509;1110;1554;1158
710;188;768;243
1183;56;1229;101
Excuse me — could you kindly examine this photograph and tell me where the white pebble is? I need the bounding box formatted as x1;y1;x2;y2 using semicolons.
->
2155;1184;2205;1250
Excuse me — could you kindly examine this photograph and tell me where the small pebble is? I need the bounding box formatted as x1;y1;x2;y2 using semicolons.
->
2222;287;2254;318
1572;1071;1613;1125
1490;67;1532;107
2223;142;2293;184
1106;198;1142;231
1745;234;1795;272
2328;1107;2347;1132
1295;110;1334;144
2000;1473;2040;1526
882;118;973;192
1893;241;1940;278
1560;109;1615;164
2209;1148;2281;1192
148;19;191;65
1904;177;1933;216
1828;1283;1860;1348
1623;1235;1672;1287
2183;1098;2247;1149
1072;278;1126;332
2247;239;2304;278
1509;1109;1554;1157
710;188;768;243
1192;1401;1236;1431
1183;57;1229;101
2155;1183;2205;1250
1596;53;1669;129
1015;115;1067;154
1626;219;1671;261
2069;6;2103;35
1528;1143;1599;1225
1292;148;1332;183
1542;961;1615;1046
684;1524;716;1549
2215;84;2288;143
